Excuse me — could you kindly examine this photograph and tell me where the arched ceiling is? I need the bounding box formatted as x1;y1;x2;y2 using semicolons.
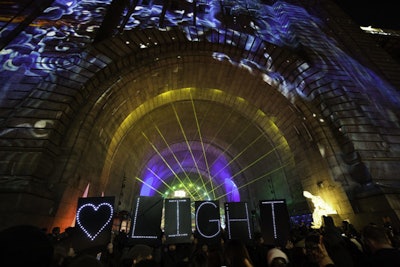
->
57;27;341;216
107;96;288;203
1;0;398;232
67;42;322;213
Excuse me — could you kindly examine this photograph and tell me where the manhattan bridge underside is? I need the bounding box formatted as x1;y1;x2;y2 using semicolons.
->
0;0;399;232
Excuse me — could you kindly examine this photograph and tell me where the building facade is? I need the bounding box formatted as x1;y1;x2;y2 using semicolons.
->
0;0;399;232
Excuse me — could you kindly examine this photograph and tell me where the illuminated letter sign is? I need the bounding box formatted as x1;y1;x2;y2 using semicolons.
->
75;196;114;251
224;202;252;242
130;196;163;245
259;199;290;247
195;201;221;243
164;198;192;244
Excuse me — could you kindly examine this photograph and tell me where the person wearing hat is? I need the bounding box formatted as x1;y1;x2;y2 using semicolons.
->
267;248;289;267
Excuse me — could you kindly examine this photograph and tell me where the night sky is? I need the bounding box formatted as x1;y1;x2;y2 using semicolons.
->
335;0;400;30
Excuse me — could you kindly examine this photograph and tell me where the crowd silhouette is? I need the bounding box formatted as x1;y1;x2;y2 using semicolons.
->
1;215;400;267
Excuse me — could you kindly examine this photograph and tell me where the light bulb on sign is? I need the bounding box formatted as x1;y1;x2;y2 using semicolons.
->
76;202;113;241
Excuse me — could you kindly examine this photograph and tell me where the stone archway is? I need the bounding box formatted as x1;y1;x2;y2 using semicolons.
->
48;27;354;230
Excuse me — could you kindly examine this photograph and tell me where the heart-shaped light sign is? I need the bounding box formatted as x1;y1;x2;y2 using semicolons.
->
76;202;113;241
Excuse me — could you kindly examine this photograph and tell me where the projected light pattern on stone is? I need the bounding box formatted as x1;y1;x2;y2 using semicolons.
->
1;0;398;112
0;0;398;210
0;0;397;110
